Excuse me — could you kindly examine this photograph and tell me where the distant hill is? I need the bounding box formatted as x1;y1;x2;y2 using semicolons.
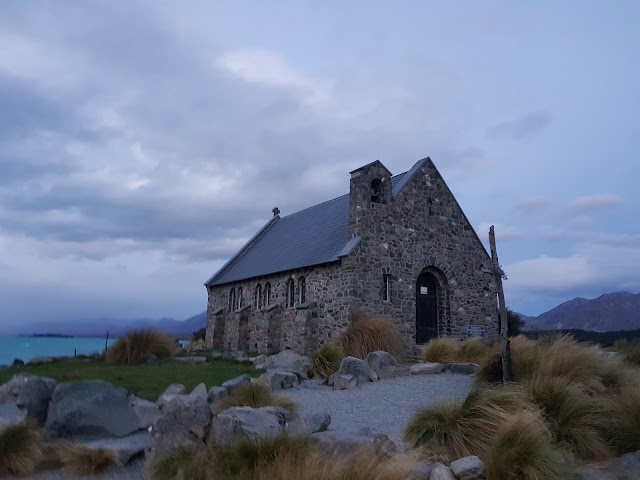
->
527;291;640;332
16;311;207;339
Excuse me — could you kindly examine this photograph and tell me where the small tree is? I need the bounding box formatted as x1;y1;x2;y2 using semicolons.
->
192;327;206;341
507;309;525;336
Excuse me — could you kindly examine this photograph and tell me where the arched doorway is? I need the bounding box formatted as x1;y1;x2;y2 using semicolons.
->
416;271;439;344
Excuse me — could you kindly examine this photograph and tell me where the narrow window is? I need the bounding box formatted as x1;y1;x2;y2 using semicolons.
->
371;178;382;203
383;274;391;302
255;284;262;309
264;283;271;306
298;276;306;304
287;278;295;308
238;287;243;308
229;288;236;311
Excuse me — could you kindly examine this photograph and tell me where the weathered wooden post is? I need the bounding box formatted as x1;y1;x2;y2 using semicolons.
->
489;225;513;382
104;331;109;354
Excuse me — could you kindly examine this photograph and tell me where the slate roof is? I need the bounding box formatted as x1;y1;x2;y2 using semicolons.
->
206;159;427;287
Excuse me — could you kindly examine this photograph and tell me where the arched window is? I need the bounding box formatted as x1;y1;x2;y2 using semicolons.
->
238;287;243;308
229;288;236;312
298;276;306;305
264;283;271;307
255;284;262;309
371;178;382;203
286;278;295;308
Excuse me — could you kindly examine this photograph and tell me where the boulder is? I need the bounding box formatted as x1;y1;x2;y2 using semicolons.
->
408;464;434;480
329;357;379;386
82;431;151;465
157;384;188;407
129;395;161;430
190;383;208;401
260;370;299;390
263;350;311;379
445;363;480;375
210;406;294;447
0;402;27;428
253;354;267;370
410;363;445;375
0;374;57;424
450;455;485;480
576;469;614;480
308;430;372;456
613;449;640;479
148;394;212;459
207;386;228;404
287;412;331;437
429;464;456;480
372;433;398;457
333;374;357;390
45;380;140;438
221;374;252;395
366;351;398;375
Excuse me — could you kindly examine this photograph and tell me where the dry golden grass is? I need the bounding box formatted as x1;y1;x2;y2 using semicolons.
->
422;338;459;363
522;376;610;459
403;388;528;461
340;317;407;361
106;329;177;365
58;445;120;476
617;340;640;367
484;411;573;480
213;382;297;414
604;383;640;453
0;421;44;477
459;338;495;363
147;445;203;480
311;344;344;379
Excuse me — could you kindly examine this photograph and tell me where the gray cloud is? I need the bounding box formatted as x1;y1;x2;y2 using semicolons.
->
487;110;553;140
568;193;624;212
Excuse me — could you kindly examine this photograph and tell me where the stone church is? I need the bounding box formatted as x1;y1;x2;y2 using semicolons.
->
204;157;498;355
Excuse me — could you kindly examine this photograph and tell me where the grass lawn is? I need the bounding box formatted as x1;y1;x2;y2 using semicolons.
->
0;358;259;401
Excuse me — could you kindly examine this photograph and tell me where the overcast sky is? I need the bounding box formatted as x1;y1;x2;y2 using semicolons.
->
0;1;638;332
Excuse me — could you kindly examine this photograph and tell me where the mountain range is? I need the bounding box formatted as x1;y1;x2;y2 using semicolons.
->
523;291;640;332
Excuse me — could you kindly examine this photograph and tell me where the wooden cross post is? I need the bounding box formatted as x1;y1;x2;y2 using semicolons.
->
489;225;513;382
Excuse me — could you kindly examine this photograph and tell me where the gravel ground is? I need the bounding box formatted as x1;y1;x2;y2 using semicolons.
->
281;373;474;445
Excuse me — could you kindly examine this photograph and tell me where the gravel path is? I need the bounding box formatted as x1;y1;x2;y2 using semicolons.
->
281;373;474;445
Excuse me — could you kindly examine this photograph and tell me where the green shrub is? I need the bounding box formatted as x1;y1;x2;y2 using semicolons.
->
106;329;177;365
213;382;297;414
0;422;44;476
422;338;459;363
340;317;407;361
523;376;609;459
311;344;344;379
484;411;573;480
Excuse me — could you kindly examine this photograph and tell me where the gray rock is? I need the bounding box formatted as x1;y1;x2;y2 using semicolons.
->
613;449;640;479
308;430;372;456
429;464;456;480
0;402;27;428
253;354;267;370
148;394;212;459
450;455;484;480
210;406;293;446
162;384;186;396
372;433;398;457
207;386;228;404
129;395;161;430
221;374;252;395
376;365;411;379
82;431;151;464
333;374;357;390
263;350;311;379
45;380;139;438
410;363;445;375
0;374;57;424
329;356;379;386
444;363;480;375
190;383;208;401
287;412;331;436
261;370;299;390
366;351;398;375
600;351;618;360
576;468;615;480
408;464;434;480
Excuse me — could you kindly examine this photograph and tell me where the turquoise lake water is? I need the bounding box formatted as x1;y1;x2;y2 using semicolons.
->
0;336;116;366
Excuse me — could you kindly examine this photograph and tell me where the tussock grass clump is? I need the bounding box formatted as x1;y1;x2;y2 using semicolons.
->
0;421;44;476
422;338;459;363
403;388;527;460
617;340;640;367
605;383;640;453
459;339;494;363
484;411;573;480
106;329;176;365
147;446;203;480
311;344;344;379
214;382;297;413
340;317;407;361
523;376;609;459
59;445;119;476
